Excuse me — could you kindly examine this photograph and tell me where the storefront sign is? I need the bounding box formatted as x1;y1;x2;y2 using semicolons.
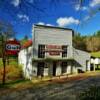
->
46;45;62;56
49;51;60;55
46;45;61;49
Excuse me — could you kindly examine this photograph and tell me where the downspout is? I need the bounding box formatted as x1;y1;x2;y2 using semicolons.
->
33;25;35;58
71;30;75;74
32;25;37;77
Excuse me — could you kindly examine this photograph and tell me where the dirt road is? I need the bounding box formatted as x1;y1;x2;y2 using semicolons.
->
0;72;100;100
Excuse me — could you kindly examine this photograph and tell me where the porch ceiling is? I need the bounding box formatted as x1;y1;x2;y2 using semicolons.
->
32;57;74;62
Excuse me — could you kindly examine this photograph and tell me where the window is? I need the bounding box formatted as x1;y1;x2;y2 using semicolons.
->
61;62;67;74
38;44;45;58
62;45;67;57
86;60;89;71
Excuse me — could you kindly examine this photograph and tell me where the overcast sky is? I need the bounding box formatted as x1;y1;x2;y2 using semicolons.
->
0;0;100;39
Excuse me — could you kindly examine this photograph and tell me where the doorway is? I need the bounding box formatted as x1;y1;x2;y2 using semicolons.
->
37;62;44;76
62;62;67;74
90;64;94;71
53;62;57;76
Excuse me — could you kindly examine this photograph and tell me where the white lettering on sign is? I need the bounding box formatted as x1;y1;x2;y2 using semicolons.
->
46;45;61;49
6;44;20;51
49;51;60;55
46;45;62;56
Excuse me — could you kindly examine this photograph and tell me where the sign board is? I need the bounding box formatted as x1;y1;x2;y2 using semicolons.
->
46;45;61;49
5;39;21;55
49;51;60;55
46;45;62;56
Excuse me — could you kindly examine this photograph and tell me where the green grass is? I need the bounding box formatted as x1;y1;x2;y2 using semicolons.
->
0;57;32;91
0;58;3;67
8;59;18;67
0;79;32;89
0;58;18;67
91;51;100;57
0;57;23;85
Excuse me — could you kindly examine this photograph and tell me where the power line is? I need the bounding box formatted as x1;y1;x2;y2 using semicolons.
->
75;1;83;33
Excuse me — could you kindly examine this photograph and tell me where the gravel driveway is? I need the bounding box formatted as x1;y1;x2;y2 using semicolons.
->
0;72;100;100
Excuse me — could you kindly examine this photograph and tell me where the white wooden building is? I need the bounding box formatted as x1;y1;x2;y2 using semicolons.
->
18;25;91;79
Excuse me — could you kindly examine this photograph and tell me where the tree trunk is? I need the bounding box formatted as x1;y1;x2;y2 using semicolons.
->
1;34;6;85
2;58;6;85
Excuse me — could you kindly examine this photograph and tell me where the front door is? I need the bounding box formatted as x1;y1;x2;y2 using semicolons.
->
53;62;57;76
37;62;44;77
62;62;67;74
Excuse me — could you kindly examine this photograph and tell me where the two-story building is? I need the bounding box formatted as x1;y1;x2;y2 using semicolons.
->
18;25;91;79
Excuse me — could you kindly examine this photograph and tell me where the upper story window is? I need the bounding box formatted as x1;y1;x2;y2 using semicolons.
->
62;45;67;57
38;44;45;58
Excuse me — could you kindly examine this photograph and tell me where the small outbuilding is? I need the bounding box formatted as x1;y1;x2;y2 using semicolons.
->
90;52;100;70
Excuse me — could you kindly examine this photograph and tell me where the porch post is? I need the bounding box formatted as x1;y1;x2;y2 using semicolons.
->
94;63;95;71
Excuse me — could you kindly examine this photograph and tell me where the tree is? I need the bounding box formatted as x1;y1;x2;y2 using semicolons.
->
85;36;100;52
0;35;2;57
95;30;100;37
20;35;29;46
73;33;87;51
0;20;15;85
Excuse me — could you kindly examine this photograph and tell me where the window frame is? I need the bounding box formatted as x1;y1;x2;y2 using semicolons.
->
62;45;67;57
38;44;45;58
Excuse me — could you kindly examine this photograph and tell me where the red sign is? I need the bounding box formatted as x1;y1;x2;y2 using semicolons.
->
46;45;62;56
49;51;60;55
5;39;21;55
46;45;61;49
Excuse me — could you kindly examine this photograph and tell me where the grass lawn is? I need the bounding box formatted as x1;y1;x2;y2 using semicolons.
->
0;58;3;67
0;57;23;86
0;58;18;67
91;51;100;57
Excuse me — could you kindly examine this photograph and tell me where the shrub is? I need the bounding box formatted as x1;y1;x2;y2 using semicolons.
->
0;64;23;83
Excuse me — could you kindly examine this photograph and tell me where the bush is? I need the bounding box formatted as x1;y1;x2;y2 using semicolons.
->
0;65;23;83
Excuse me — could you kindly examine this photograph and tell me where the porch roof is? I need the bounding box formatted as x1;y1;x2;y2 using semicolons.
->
32;57;74;62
